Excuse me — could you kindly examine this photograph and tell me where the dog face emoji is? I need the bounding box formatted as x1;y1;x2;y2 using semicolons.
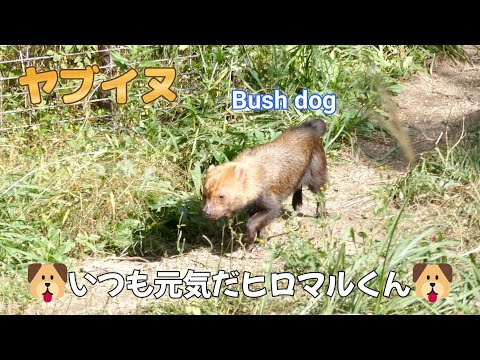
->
413;263;452;303
28;263;67;303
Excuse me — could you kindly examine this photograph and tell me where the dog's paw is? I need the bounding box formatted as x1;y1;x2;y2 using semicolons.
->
244;242;256;252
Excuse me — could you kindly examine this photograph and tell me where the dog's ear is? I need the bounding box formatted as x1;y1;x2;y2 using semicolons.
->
53;264;68;283
438;263;453;282
233;164;246;181
28;263;42;283
413;263;427;282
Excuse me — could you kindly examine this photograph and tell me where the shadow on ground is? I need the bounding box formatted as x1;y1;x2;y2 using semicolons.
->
358;109;480;171
358;49;480;170
131;195;255;260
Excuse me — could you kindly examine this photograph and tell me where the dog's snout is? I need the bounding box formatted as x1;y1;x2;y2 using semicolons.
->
45;282;51;287
203;205;212;217
429;282;435;287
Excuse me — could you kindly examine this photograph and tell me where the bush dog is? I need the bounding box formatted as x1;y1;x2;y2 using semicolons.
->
203;119;328;250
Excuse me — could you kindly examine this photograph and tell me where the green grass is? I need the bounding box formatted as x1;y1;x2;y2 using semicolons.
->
146;202;479;315
0;45;478;314
384;124;480;245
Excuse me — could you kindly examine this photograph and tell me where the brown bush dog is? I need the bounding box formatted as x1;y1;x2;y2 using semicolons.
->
203;119;328;251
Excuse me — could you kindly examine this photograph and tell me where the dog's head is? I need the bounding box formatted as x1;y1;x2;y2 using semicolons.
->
202;162;251;220
413;263;452;303
28;263;67;303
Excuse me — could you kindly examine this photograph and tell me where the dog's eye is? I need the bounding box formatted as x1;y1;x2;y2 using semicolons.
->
50;275;54;280
435;275;438;280
427;275;430;280
42;275;45;280
219;195;224;199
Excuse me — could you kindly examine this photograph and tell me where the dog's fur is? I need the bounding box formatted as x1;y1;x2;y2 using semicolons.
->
28;263;67;303
203;119;328;250
413;263;452;303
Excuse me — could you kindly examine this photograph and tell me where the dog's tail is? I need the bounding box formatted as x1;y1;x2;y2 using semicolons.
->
300;119;327;137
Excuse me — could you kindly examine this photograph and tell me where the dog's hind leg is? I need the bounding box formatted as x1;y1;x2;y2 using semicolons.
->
307;143;328;218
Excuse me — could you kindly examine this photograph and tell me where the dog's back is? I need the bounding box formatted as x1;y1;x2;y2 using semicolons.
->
234;119;328;202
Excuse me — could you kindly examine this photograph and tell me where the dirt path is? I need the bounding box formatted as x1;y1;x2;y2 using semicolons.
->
25;46;480;314
398;46;480;154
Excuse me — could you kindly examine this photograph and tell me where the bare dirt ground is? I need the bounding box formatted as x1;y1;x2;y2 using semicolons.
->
25;46;480;314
